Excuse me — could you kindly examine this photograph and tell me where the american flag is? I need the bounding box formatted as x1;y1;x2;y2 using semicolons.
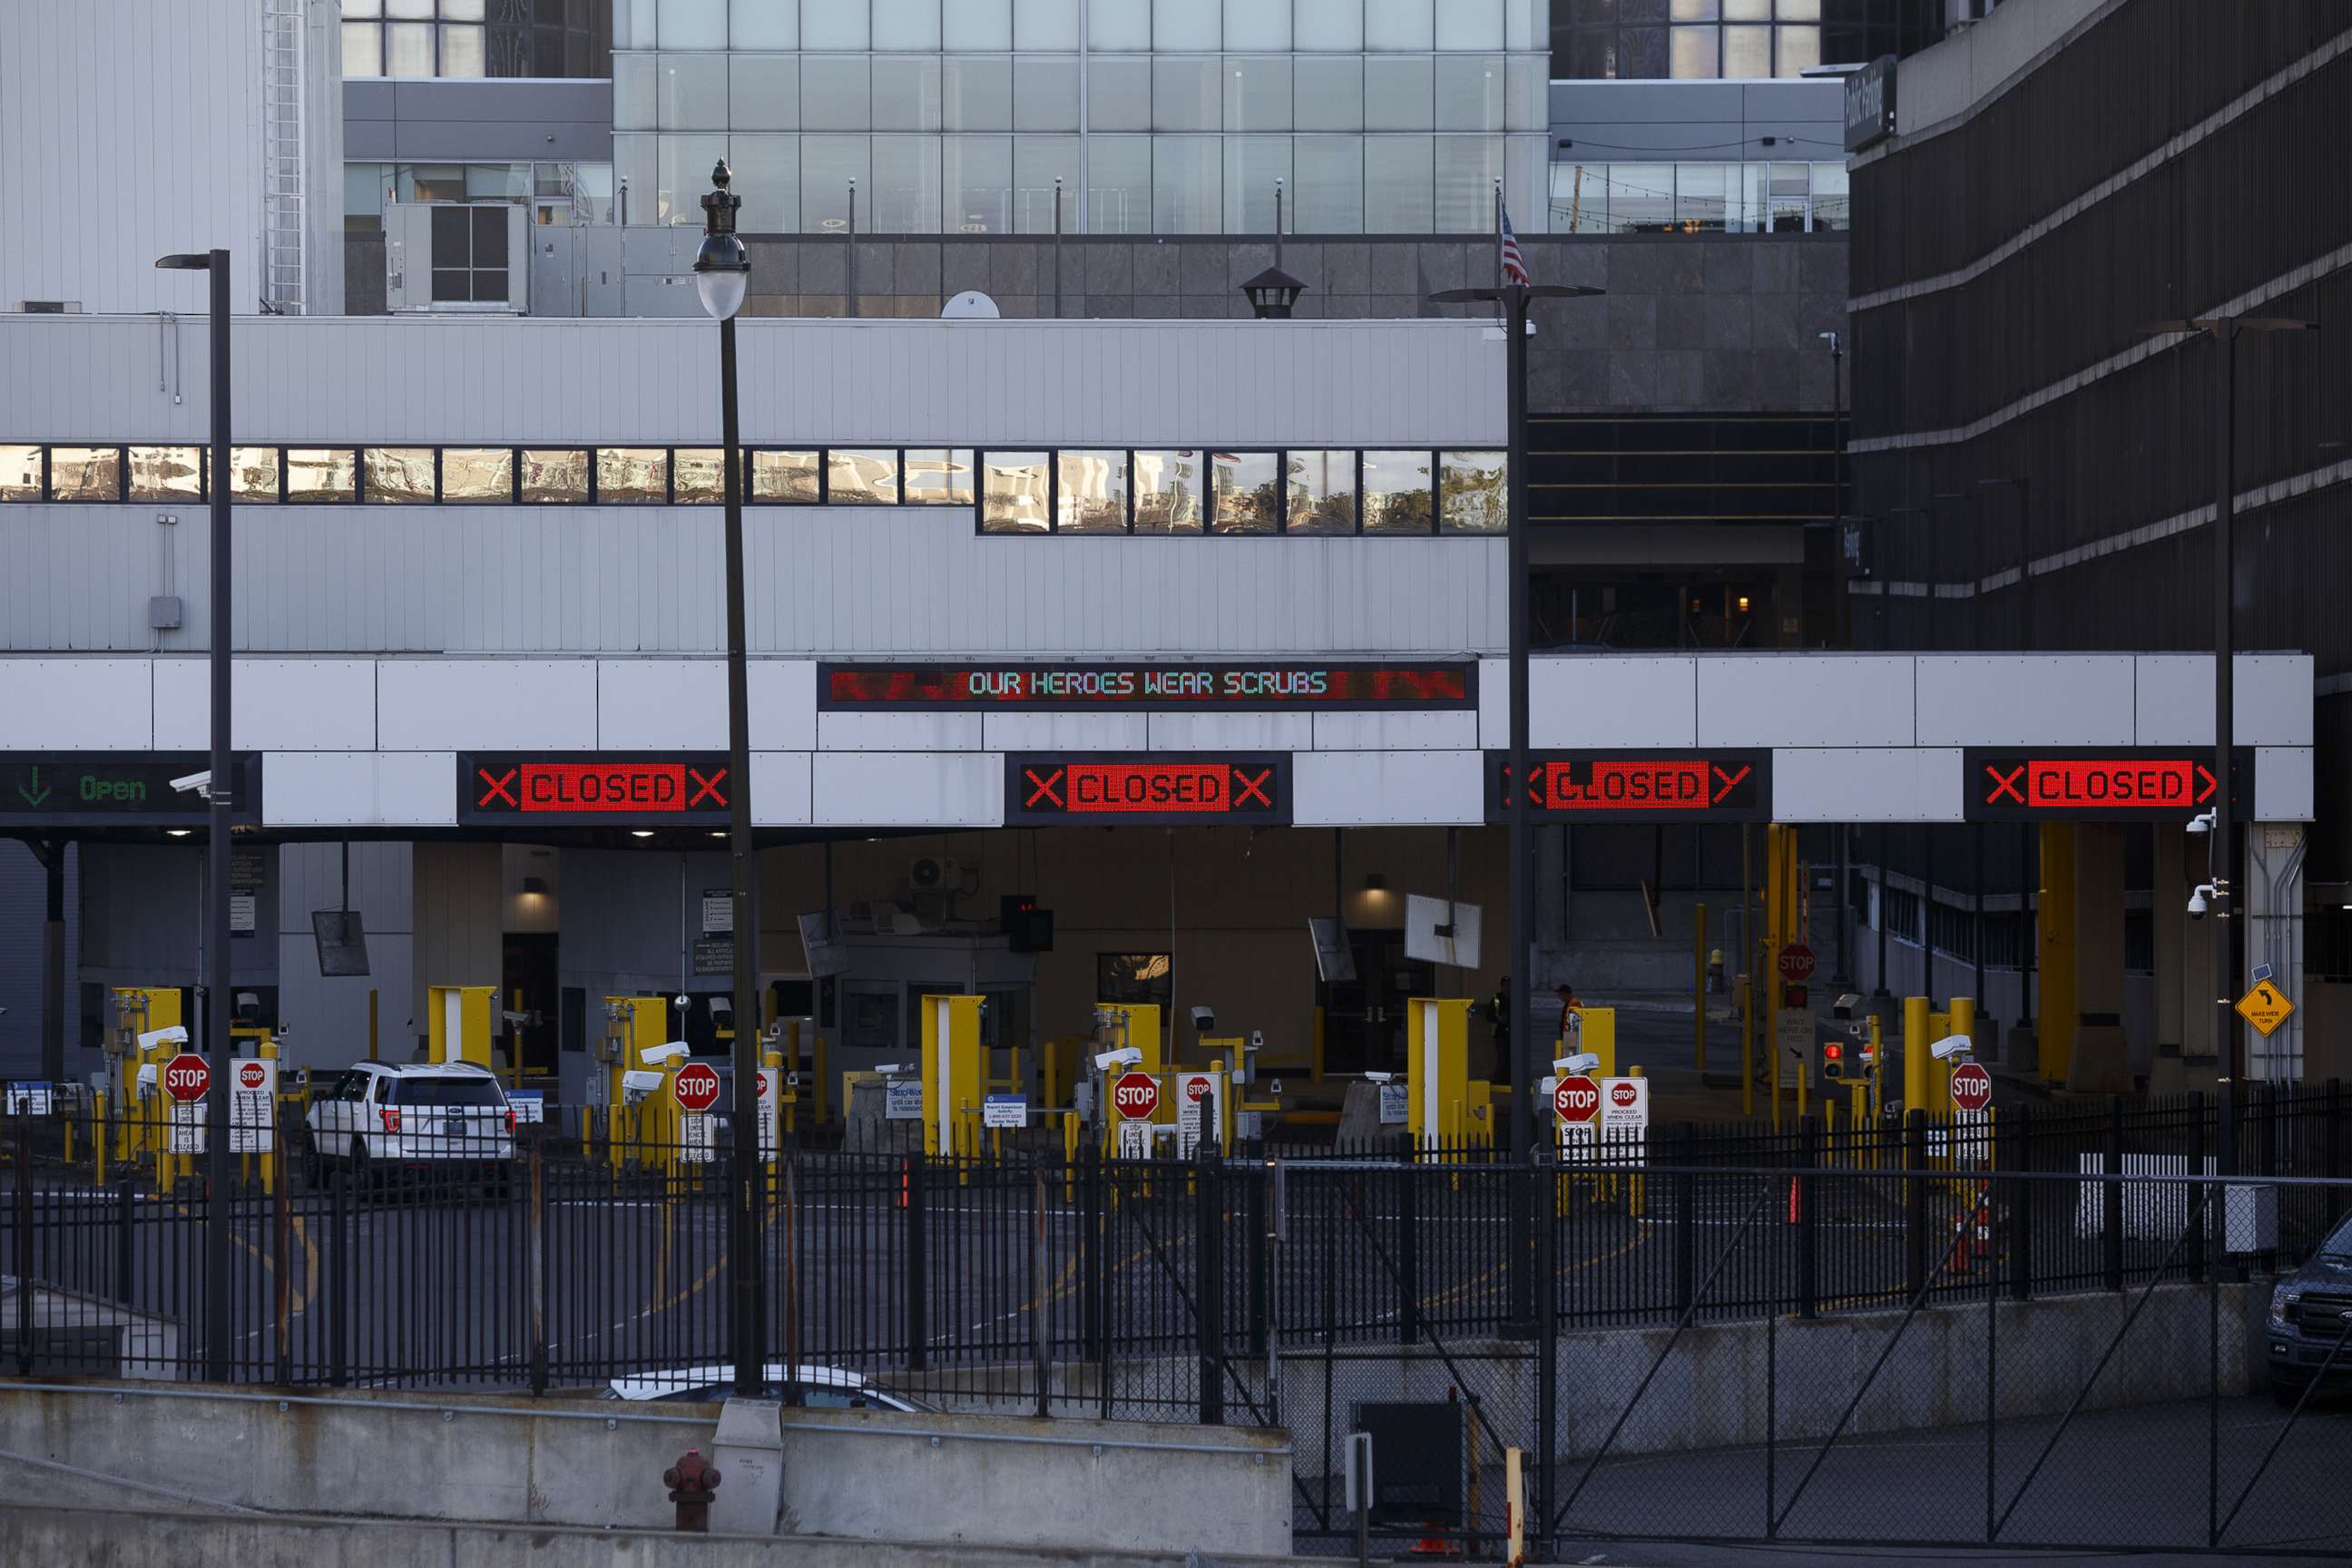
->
1498;201;1530;287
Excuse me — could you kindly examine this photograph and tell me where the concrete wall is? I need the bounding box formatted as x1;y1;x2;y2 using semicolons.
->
0;1386;1289;1559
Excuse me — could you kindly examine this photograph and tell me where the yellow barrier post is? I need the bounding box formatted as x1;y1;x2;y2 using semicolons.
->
93;1091;107;1185
1406;998;1475;1154
919;994;986;1161
1903;995;1931;1117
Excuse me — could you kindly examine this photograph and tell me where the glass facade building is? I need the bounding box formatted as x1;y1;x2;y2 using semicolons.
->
342;0;612;79
610;0;1554;234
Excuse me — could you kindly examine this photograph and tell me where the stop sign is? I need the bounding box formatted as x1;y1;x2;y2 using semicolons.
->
162;1053;210;1103
1185;1077;1211;1103
1112;1072;1160;1120
673;1062;722;1114
1610;1081;1638;1108
236;1061;267;1091
1553;1074;1600;1124
1950;1062;1994;1113
1777;944;1816;984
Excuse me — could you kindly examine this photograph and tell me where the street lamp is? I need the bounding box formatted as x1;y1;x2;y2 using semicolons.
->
692;162;762;1400
154;247;232;1383
2139;314;2313;1149
1427;278;1604;1170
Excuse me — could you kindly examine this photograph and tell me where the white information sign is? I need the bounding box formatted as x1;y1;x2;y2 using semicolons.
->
228;1057;278;1153
681;1112;717;1164
884;1077;923;1122
5;1083;54;1117
506;1090;546;1124
983;1093;1026;1131
1377;1082;1409;1125
1115;1119;1152;1159
756;1068;781;1156
1175;1072;1220;1157
168;1102;207;1155
1776;1010;1815;1089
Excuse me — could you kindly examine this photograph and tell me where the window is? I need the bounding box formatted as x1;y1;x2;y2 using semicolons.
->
441;447;514;501
1361;450;1434;534
596;447;669;502
1098;952;1171;1010
364;447;436;503
981;451;1050;532
344;0;599;80
1132;450;1204;533
942;55;1014;131
1285;450;1356;534
520;448;589;503
231;447;282;504
1557;0;1818;79
1439;451;1507;534
1208;451;1279;534
48;446;121;501
672;448;729;503
0;446;40;502
383;1074;505;1107
128;446;204;503
287;448;358;503
904;448;975;505
1056;450;1128;532
752;449;822;503
430;206;509;304
828;448;900;504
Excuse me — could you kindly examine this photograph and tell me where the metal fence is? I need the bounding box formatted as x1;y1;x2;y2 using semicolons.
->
6;1090;2352;1557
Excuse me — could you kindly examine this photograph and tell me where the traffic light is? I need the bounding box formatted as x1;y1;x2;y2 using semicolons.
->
1001;893;1054;954
1782;984;1808;1011
1821;1040;1844;1081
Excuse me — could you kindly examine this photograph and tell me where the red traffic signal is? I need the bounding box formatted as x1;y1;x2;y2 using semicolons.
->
1783;984;1808;1011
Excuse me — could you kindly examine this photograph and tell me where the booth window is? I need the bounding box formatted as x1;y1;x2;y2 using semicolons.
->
672;446;730;503
1055;450;1128;534
1132;450;1205;534
752;449;821;503
286;448;358;503
364;447;437;503
0;446;39;501
128;446;205;502
441;447;514;501
521;448;589;503
980;451;1050;533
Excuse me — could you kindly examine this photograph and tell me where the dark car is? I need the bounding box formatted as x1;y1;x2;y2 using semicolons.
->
2267;1212;2352;1405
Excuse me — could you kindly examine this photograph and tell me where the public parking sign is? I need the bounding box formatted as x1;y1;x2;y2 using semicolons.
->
162;1053;211;1103
1553;1074;1600;1124
1112;1072;1161;1120
672;1062;722;1114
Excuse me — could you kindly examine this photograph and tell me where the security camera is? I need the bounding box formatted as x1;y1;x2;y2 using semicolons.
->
1093;1045;1143;1072
1364;1070;1394;1083
1190;1005;1216;1033
874;1063;908;1075
137;1024;189;1054
673;994;691;1012
1554;1052;1601;1075
2188;883;2214;918
169;769;211;797
641;1041;691;1066
1930;1034;1973;1062
1832;993;1863;1020
2186;809;2215;836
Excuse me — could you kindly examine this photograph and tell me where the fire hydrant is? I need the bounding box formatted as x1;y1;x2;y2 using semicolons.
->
664;1446;722;1533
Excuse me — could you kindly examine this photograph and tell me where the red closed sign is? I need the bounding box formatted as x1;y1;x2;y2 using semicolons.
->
1112;1072;1161;1120
236;1061;267;1091
673;1062;722;1114
162;1054;210;1103
1553;1074;1600;1124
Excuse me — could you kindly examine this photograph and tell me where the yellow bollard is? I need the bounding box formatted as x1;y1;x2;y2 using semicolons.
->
93;1091;108;1185
1945;997;1975;1122
1903;995;1931;1117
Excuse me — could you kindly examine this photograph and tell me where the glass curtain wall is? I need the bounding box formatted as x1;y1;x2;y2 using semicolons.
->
611;0;1553;232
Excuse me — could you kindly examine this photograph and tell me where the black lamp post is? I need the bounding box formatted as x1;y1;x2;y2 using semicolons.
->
154;247;232;1383
1427;279;1604;1166
1240;266;1307;319
691;162;762;1399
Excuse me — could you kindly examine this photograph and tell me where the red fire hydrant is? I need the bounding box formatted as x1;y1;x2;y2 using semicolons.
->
664;1446;722;1533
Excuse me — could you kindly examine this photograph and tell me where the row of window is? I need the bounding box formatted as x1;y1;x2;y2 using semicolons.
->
0;446;1507;535
1549;161;1849;235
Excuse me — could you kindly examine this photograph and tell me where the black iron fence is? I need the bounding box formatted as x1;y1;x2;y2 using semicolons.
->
7;1090;2352;1557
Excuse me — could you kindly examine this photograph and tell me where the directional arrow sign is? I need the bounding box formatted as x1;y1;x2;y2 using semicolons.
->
16;766;50;808
2236;979;2296;1038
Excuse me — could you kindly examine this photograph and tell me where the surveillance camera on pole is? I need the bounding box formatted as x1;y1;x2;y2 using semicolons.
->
2189;883;2216;918
1832;992;1864;1020
641;1041;691;1067
1093;1045;1143;1072
1553;1051;1601;1076
2187;808;2216;836
1189;1005;1216;1034
1930;1034;1974;1063
169;769;212;799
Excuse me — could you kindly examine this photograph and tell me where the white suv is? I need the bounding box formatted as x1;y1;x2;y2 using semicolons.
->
304;1063;516;1188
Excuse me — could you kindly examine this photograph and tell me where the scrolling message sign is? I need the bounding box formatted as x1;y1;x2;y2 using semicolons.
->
1004;754;1290;827
0;753;262;828
1486;751;1771;823
1963;749;2254;821
457;753;731;826
821;662;1474;710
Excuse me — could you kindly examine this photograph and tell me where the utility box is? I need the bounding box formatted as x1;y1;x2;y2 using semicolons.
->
1354;1400;1465;1530
707;1398;786;1536
2225;1184;2279;1254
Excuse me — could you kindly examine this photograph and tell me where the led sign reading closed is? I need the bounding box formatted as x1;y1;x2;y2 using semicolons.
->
1005;755;1289;826
821;662;1473;710
1964;750;2251;820
1486;752;1770;822
458;753;730;825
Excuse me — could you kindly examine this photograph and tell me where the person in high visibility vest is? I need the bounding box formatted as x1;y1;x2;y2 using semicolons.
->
1554;982;1583;1048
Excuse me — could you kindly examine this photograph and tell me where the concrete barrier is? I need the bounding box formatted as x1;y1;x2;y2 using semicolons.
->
0;1502;1313;1568
0;1383;1289;1558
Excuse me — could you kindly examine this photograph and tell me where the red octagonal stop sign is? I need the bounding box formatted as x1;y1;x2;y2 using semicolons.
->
1553;1073;1600;1124
162;1053;211;1103
673;1062;722;1114
1950;1062;1994;1114
1777;944;1817;984
1112;1072;1161;1120
236;1061;268;1091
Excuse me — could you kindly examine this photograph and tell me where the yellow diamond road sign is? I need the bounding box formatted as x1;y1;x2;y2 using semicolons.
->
2236;979;2296;1037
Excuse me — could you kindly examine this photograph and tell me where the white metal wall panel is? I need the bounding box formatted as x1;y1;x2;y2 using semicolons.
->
0;510;192;652
0;1;262;321
377;661;597;750
1293;751;1485;826
1477;658;1507;749
816;712;986;751
749;752;814;825
597;659;726;750
1146;713;1314;750
278;839;414;932
266;752;456;827
2255;747;2315;822
1772;748;1965;823
1530;656;1695;749
1912;655;2136;746
982;714;1152;751
0;659;153;750
1310;711;1481;750
1699;656;1916;748
812;752;1002;828
2134;655;2317;746
152;659;377;751
750;660;818;750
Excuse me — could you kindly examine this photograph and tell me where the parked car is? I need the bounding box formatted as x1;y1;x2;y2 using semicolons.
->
2268;1210;2352;1404
303;1063;516;1189
603;1363;931;1411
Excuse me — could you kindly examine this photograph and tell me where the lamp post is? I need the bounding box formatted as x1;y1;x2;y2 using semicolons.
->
1241;267;1307;319
1427;278;1604;1163
154;247;232;1382
1818;331;1849;985
2140;316;2313;1153
692;162;762;1399
1977;475;2034;1032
